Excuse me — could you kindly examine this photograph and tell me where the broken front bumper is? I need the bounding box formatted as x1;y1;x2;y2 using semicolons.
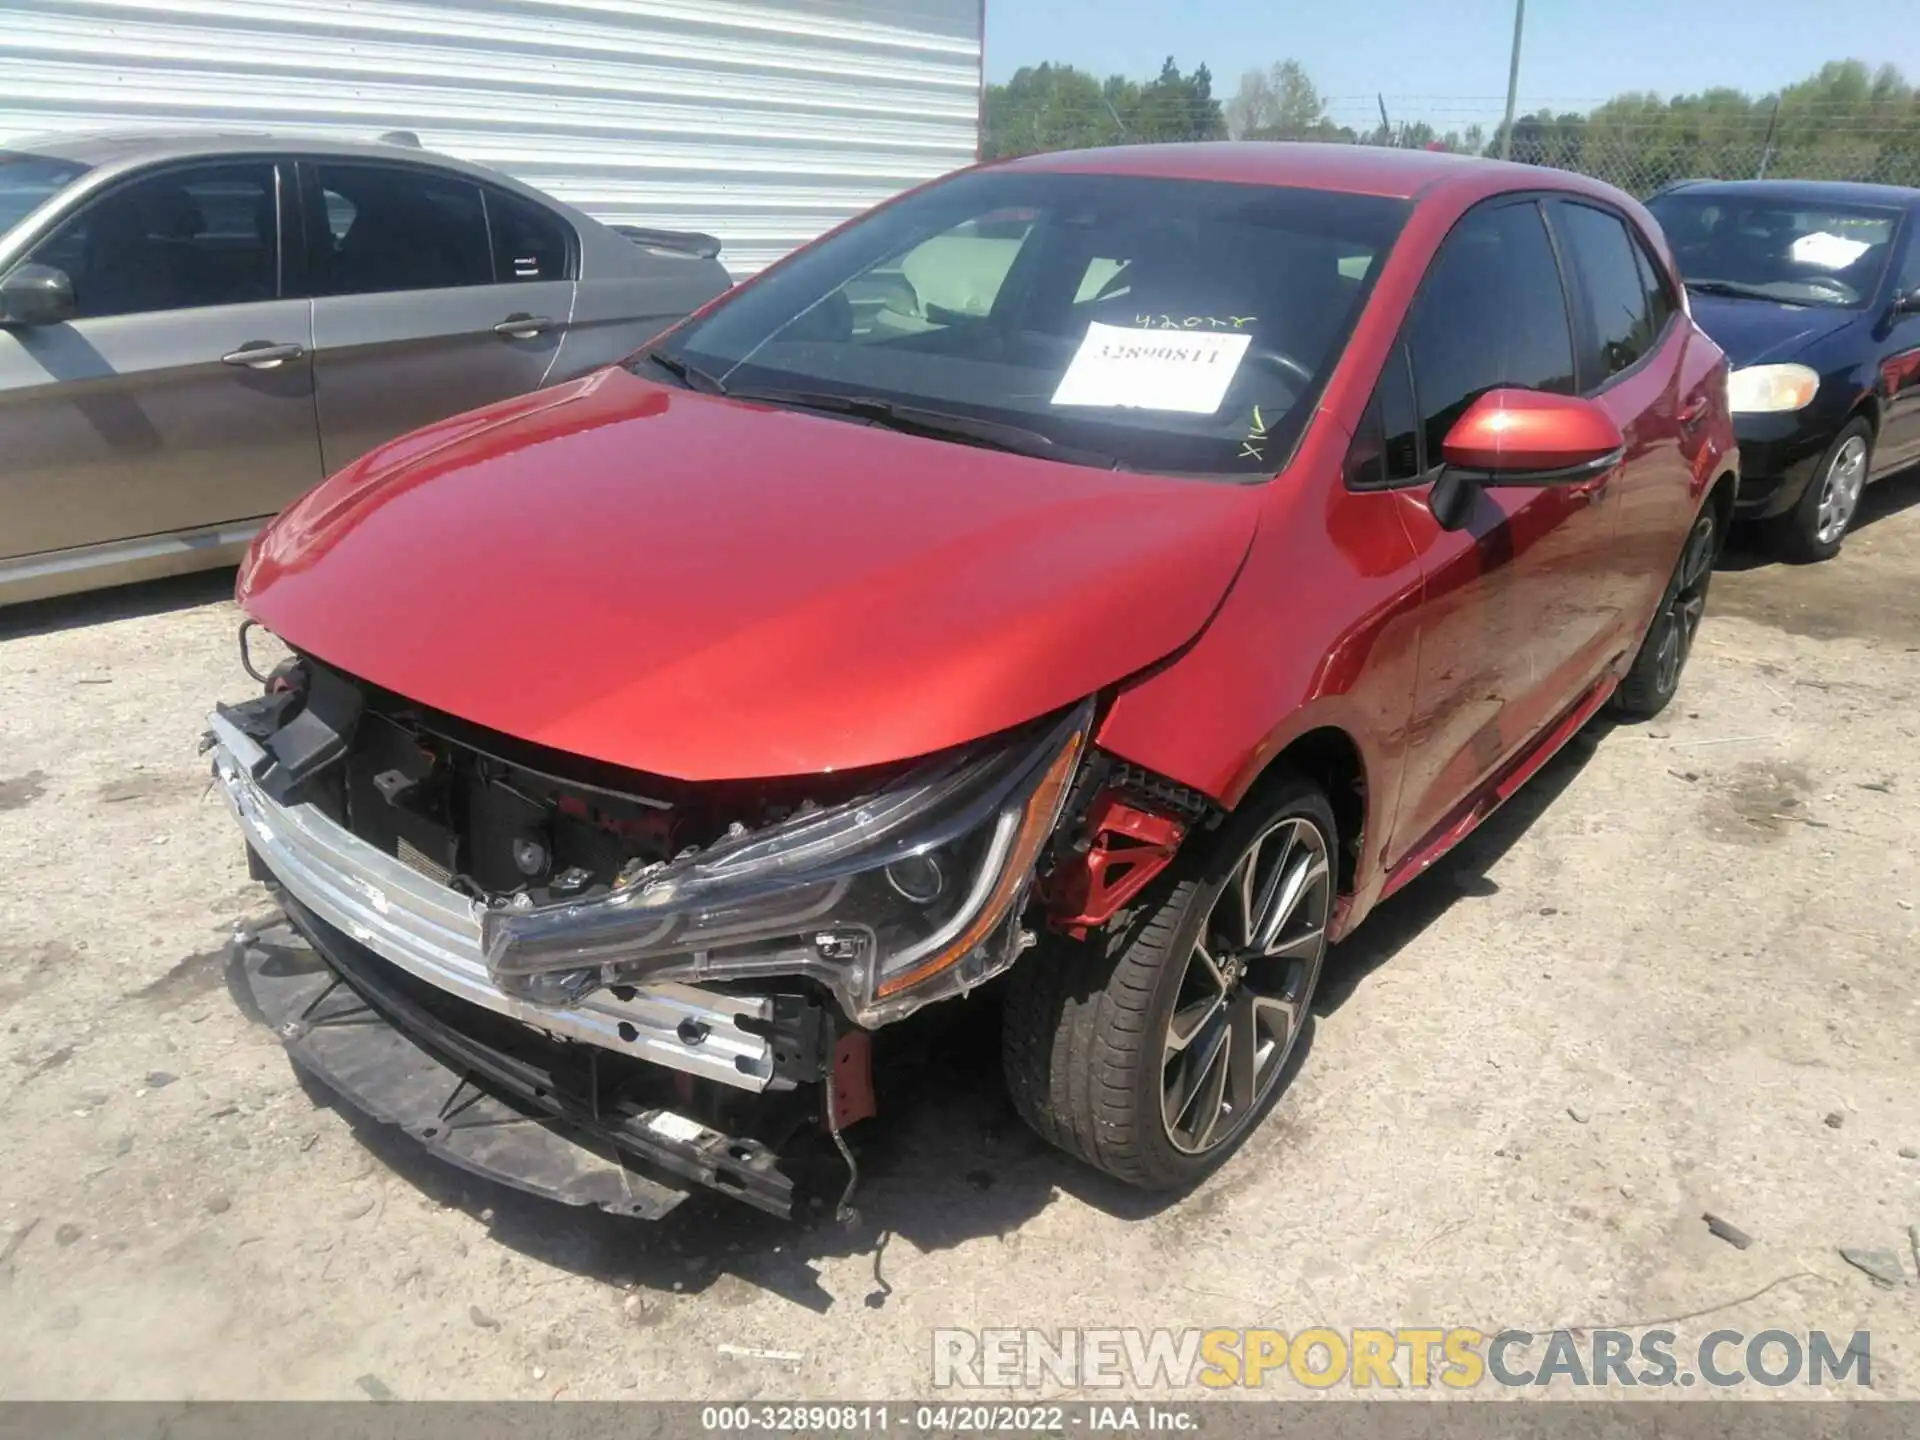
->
208;711;784;1092
232;906;791;1218
211;710;844;1217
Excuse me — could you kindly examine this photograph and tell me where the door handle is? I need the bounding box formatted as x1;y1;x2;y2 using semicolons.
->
1678;393;1710;431
492;314;552;339
221;341;304;369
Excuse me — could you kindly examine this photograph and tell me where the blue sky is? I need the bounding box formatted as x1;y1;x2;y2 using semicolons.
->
984;0;1920;129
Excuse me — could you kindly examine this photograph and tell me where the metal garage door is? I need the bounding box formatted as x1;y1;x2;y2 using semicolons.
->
0;0;984;275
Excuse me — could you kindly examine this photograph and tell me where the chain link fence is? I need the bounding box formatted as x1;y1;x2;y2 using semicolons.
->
1444;117;1920;197
982;103;1920;199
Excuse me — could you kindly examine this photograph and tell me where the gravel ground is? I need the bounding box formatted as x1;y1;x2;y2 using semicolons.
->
0;476;1916;1402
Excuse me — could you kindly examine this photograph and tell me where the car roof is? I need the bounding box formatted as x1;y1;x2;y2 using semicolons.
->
4;127;504;181
992;140;1625;204
1654;177;1920;210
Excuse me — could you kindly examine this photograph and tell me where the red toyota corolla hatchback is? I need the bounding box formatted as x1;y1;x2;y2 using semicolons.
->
209;144;1736;1219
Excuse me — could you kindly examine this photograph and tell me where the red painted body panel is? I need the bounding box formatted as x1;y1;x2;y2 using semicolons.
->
1088;150;1735;938
238;366;1261;782
235;143;1739;948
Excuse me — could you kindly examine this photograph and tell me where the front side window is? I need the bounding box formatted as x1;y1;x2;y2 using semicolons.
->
1646;192;1899;309
0;151;91;241
1895;224;1920;299
1552;200;1658;388
652;170;1410;477
23;162;277;319
1631;235;1679;339
1407;200;1575;462
309;163;492;296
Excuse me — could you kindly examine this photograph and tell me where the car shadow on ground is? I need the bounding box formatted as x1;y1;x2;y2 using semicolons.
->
299;724;1610;1315
0;566;238;641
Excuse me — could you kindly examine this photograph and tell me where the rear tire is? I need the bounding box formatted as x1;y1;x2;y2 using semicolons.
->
1611;507;1716;722
1002;772;1334;1190
1765;417;1871;563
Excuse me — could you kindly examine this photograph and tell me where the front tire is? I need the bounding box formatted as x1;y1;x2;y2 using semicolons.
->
1611;506;1717;722
1002;773;1334;1190
1767;417;1871;563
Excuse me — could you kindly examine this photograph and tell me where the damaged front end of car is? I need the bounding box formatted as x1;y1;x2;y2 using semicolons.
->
206;637;1114;1220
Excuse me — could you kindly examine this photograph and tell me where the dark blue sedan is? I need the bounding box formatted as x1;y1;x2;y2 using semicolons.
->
1648;179;1920;561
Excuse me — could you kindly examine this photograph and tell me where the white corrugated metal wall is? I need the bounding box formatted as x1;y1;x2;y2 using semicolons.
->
0;0;983;274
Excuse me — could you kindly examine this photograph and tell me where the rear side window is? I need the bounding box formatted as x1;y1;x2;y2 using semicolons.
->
486;187;572;282
309;162;493;296
1406;200;1575;463
1551;200;1658;388
24;161;278;319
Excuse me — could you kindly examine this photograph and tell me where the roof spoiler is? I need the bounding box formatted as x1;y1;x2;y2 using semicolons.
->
610;224;723;261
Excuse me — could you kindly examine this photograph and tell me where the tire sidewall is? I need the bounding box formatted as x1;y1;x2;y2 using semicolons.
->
1123;774;1337;1184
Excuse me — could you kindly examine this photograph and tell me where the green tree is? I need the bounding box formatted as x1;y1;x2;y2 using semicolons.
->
1488;58;1920;192
1227;60;1329;139
982;63;1123;158
983;56;1223;157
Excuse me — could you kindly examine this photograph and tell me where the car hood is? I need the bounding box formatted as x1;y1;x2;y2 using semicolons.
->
1686;293;1858;368
239;367;1263;781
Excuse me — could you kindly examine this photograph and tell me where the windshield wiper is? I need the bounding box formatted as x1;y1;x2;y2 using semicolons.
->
638;349;727;394
723;387;1126;469
1684;279;1806;305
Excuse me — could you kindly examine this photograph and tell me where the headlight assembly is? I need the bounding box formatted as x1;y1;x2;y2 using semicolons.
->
1726;363;1819;415
481;700;1092;1026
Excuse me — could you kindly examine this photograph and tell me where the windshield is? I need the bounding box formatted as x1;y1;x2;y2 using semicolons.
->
0;152;91;241
651;169;1409;477
1647;192;1900;309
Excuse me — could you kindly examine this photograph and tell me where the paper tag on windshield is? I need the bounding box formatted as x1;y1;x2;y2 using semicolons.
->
1790;231;1871;269
1051;323;1252;415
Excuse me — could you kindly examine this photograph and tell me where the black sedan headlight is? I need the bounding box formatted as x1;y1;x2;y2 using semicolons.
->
481;701;1091;1025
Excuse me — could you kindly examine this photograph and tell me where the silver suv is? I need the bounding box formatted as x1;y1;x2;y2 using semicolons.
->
0;130;733;605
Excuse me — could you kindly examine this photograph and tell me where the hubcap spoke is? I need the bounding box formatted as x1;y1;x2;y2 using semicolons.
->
1189;1034;1233;1150
1255;849;1328;954
1235;833;1266;949
1259;926;1325;962
1245;825;1294;951
1191;940;1228;994
1226;990;1259;1114
1167;1013;1230;1138
1167;992;1227;1055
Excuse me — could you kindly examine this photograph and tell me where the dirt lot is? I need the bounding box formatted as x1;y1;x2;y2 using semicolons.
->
1;477;1917;1402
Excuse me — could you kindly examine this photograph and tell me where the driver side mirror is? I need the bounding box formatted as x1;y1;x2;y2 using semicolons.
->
0;264;76;328
1428;388;1626;531
1892;288;1920;317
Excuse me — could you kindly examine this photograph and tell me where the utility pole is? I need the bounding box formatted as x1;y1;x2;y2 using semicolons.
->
1499;0;1526;161
1756;98;1781;179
